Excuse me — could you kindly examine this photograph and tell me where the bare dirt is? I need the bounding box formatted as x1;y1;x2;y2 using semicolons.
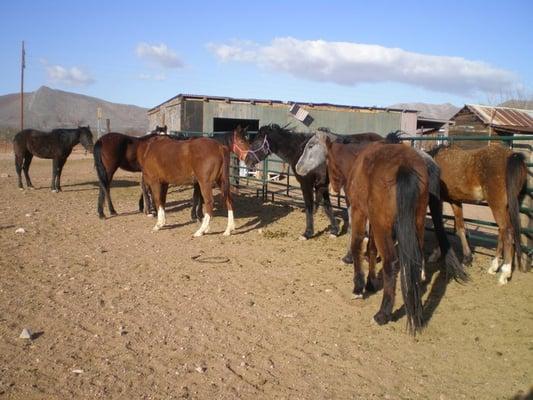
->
0;154;532;400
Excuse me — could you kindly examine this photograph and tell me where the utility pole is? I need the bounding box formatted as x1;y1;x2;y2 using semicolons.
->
20;40;25;131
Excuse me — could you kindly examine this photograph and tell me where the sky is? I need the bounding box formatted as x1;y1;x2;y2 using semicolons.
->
1;0;532;109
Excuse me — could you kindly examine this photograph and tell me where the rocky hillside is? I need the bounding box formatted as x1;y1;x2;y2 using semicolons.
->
0;86;148;135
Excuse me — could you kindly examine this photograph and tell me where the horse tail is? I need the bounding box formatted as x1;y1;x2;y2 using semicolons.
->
506;152;527;271
93;140;109;190
395;166;424;335
220;146;232;209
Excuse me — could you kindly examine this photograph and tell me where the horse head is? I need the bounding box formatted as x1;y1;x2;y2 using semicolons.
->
232;125;250;161
78;125;94;153
295;130;331;176
245;125;273;168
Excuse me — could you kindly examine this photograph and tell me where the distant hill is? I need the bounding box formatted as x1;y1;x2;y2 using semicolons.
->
0;86;148;135
388;102;460;120
498;99;533;110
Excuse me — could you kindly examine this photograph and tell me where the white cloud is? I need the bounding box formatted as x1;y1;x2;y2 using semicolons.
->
208;37;519;96
46;65;95;86
138;72;167;81
135;42;184;68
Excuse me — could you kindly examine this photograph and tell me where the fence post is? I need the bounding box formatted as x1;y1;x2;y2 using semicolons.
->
262;158;268;201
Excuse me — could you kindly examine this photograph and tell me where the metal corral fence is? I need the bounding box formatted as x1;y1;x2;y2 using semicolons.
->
175;130;533;259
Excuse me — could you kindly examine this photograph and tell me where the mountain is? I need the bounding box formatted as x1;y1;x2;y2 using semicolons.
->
388;102;460;120
498;99;533;110
0;86;148;134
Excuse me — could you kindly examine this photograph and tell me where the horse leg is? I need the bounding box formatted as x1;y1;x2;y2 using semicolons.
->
15;153;24;189
371;225;397;326
342;205;353;264
55;157;67;192
365;227;382;292
451;202;472;265
22;152;34;188
488;229;503;275
221;179;235;236
350;208;367;298
151;183;168;231
300;181;315;240
489;202;513;285
191;182;203;221
194;181;214;237
105;170;117;216
51;159;58;192
318;185;340;237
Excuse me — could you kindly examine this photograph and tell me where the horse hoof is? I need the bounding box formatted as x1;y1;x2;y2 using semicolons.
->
298;235;308;241
341;255;353;265
193;230;203;237
152;225;162;231
463;254;473;266
329;233;337;239
98;214;106;220
498;275;509;285
51;189;58;193
110;211;118;217
352;293;363;299
373;312;390;326
365;279;381;293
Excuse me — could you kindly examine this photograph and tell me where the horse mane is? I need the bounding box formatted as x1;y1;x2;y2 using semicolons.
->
427;143;450;158
384;130;405;144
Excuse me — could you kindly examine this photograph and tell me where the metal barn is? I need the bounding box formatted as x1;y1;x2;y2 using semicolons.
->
147;94;418;136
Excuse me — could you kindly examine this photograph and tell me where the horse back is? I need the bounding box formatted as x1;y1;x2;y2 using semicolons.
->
14;129;63;159
347;143;428;216
434;144;511;202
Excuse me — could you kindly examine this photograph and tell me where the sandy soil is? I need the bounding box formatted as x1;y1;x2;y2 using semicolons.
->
0;155;532;400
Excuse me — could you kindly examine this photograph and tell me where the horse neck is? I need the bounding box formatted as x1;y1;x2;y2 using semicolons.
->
62;129;81;147
269;131;309;165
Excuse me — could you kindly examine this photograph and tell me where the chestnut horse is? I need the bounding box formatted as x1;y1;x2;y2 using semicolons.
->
429;143;527;284
324;134;429;333
13;126;94;191
141;136;235;236
93;126;248;219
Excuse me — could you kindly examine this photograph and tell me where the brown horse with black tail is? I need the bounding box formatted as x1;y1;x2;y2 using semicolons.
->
428;143;527;284
93;126;249;219
141;136;235;236
13;126;94;192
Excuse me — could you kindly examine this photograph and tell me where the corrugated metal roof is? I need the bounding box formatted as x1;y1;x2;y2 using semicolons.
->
148;93;419;114
464;104;533;129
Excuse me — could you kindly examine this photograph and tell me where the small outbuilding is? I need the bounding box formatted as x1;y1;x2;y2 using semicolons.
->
147;94;418;136
449;104;533;148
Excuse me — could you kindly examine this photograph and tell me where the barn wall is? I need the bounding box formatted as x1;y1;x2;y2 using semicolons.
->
197;100;407;135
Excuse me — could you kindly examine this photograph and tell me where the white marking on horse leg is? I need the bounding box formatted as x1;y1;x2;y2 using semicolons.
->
421;258;426;282
153;206;166;231
428;246;441;263
193;214;211;237
360;236;369;253
223;210;235;236
498;263;512;285
488;257;500;275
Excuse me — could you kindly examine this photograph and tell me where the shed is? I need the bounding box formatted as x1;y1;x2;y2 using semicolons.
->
449;104;533;148
147;94;418;136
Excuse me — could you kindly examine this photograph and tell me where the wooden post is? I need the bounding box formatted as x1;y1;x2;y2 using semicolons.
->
20;41;25;131
106;119;111;133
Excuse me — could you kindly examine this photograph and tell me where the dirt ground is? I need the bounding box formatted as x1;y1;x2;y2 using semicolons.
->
0;154;532;400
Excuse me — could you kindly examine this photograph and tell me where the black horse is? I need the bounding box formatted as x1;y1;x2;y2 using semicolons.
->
13;126;94;191
244;124;382;240
93;126;249;219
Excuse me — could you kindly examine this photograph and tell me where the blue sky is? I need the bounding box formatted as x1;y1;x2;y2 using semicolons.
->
1;0;532;108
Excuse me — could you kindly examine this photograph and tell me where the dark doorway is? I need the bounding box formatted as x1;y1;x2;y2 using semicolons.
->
213;117;259;132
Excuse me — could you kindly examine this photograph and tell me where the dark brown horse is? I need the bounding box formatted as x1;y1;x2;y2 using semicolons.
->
93;126;249;219
13;126;94;191
245;124;382;240
141;136;234;236
429;143;527;284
